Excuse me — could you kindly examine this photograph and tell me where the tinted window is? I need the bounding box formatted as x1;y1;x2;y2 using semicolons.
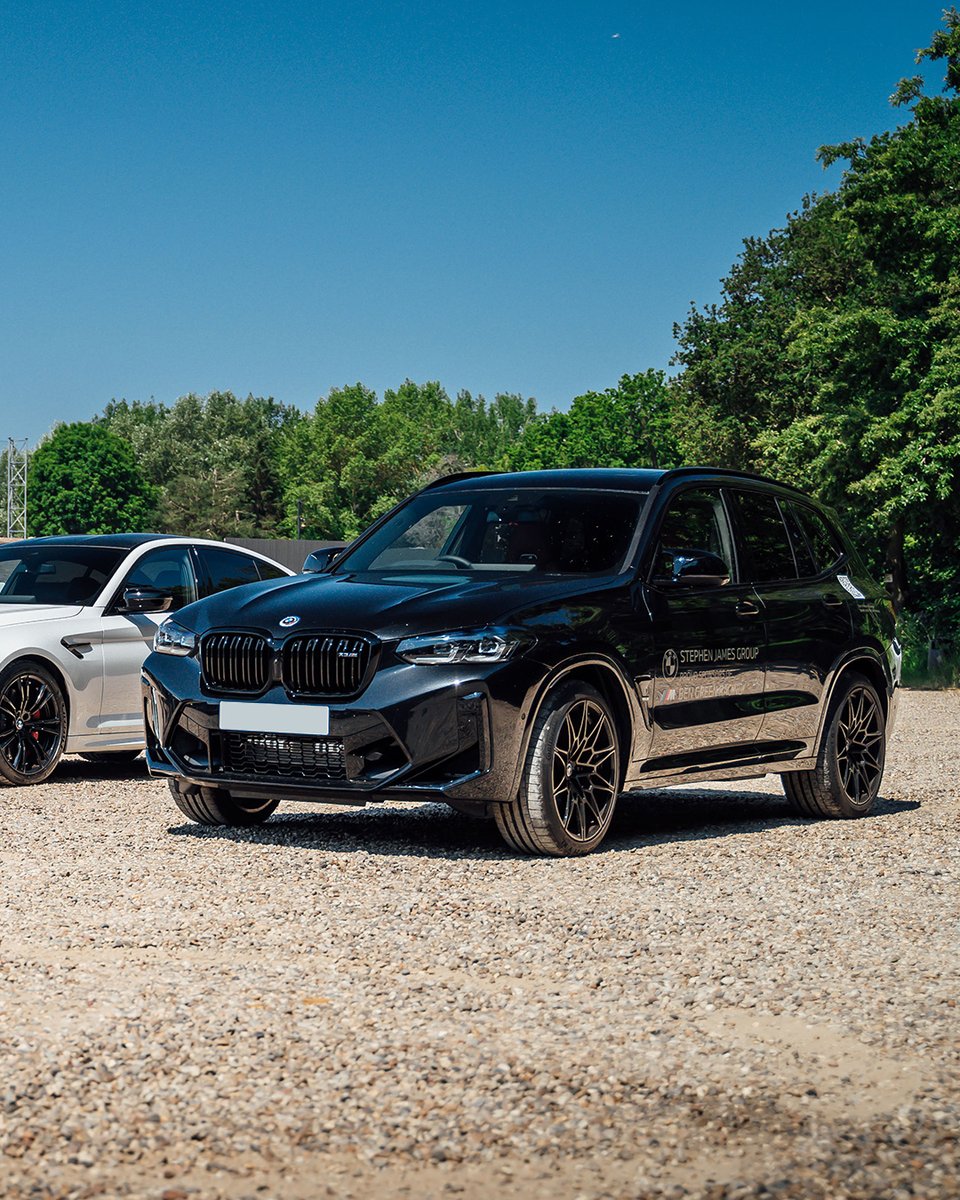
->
0;546;125;606
734;492;796;582
196;547;262;596
121;547;197;610
256;560;288;581
341;490;644;576
794;505;843;573
780;504;818;578
653;488;735;579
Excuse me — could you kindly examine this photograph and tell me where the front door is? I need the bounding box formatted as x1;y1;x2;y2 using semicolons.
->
97;546;198;738
643;487;766;768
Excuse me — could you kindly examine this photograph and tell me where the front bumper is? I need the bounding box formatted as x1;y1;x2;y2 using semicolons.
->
142;652;546;806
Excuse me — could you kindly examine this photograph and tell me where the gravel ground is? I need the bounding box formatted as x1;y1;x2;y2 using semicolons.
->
1;689;957;1200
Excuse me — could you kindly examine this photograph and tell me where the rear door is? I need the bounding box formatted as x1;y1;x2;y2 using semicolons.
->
730;490;853;746
644;486;766;765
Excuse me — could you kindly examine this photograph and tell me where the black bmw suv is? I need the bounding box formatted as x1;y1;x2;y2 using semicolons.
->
142;468;900;856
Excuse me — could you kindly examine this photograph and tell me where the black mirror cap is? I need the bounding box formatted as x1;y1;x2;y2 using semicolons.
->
122;585;174;614
302;547;341;573
672;550;731;588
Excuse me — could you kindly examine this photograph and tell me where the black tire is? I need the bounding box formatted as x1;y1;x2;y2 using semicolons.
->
781;673;886;818
80;750;142;765
0;661;68;786
169;778;279;826
494;682;621;856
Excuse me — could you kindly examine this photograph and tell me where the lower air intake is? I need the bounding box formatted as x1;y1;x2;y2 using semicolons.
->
223;732;347;780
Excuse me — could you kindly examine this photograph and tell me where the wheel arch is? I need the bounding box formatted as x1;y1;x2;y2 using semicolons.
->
815;648;891;750
510;656;638;797
0;652;73;729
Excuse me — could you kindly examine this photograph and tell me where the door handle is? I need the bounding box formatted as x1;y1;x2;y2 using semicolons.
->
735;598;761;618
822;594;845;608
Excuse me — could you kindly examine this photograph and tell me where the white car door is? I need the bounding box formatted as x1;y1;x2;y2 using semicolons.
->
97;546;198;739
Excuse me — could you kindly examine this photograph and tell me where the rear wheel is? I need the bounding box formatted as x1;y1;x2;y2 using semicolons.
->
0;662;67;786
782;673;885;818
495;682;621;856
169;778;278;826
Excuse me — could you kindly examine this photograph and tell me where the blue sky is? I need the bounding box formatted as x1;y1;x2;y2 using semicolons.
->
0;1;945;446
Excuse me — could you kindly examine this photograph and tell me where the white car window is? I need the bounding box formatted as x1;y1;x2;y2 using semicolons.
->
120;547;197;611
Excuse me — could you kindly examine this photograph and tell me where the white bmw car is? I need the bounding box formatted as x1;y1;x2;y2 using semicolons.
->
0;534;292;785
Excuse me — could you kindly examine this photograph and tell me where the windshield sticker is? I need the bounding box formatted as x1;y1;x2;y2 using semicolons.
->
837;574;866;601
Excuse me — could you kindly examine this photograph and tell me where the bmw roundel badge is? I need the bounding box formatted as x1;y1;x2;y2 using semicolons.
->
279;615;301;628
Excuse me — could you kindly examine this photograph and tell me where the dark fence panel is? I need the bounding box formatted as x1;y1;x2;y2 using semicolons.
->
227;538;345;573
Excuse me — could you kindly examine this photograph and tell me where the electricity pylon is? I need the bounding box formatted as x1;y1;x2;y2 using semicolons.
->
6;437;28;539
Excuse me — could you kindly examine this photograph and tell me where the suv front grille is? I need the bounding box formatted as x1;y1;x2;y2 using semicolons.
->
201;633;271;692
201;631;375;697
223;732;347;780
283;635;372;696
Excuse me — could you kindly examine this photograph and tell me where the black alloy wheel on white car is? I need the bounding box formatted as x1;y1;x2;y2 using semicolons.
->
0;663;68;786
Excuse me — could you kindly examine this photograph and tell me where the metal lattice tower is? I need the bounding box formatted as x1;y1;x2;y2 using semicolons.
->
6;437;28;539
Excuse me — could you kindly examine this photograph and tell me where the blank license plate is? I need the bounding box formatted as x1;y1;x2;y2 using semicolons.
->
219;701;330;736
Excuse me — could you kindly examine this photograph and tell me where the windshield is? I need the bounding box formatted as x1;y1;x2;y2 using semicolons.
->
337;488;647;576
0;545;126;606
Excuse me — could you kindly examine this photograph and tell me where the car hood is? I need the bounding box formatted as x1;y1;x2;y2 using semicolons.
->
0;604;85;627
173;572;623;641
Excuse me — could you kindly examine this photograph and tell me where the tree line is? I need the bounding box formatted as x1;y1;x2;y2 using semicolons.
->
19;13;960;678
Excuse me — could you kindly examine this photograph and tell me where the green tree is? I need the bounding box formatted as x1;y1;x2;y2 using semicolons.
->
101;392;299;538
506;371;679;471
278;384;389;540
672;10;960;649
28;422;157;535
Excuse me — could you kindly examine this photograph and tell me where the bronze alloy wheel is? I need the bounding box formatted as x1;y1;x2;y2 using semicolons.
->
781;672;886;819
550;698;619;843
0;665;67;784
494;682;622;856
835;684;885;808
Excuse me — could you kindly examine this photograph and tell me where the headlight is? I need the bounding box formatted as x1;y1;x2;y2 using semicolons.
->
153;619;197;657
396;629;532;665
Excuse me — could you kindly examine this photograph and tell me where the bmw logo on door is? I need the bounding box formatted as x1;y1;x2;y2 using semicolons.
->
279;615;301;628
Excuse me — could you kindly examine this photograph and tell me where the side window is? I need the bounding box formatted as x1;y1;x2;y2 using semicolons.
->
121;547;197;611
733;492;797;583
195;547;262;597
256;560;288;581
653;489;736;580
794;505;843;573
780;504;818;578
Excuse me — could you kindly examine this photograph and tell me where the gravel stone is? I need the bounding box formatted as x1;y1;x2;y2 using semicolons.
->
0;689;957;1198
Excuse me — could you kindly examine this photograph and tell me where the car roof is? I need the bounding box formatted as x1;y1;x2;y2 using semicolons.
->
422;466;810;497
3;533;176;549
424;469;666;493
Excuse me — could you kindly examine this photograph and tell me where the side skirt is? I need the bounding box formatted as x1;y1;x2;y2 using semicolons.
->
623;754;816;793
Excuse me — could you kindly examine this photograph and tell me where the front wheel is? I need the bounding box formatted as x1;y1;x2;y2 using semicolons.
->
0;662;67;785
495;682;621;856
169;778;278;826
782;673;886;818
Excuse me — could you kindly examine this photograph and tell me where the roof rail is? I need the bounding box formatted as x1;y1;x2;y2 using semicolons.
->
419;470;505;491
656;465;809;497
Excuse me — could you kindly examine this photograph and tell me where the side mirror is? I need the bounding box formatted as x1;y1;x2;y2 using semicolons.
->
122;585;174;614
302;547;341;573
663;549;730;589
